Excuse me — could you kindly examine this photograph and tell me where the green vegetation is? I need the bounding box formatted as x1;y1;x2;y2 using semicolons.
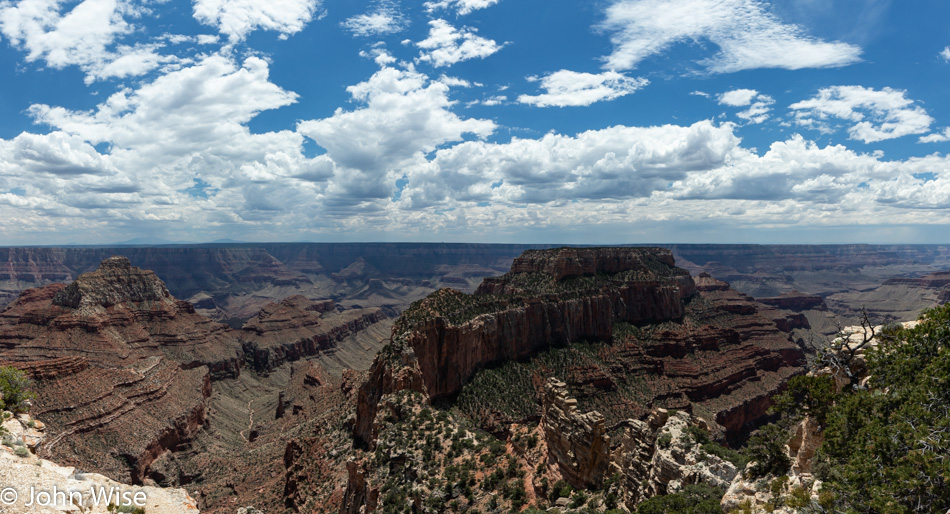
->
394;289;512;334
742;423;791;480
455;335;652;429
813;305;950;512
770;374;836;426
0;366;34;413
634;483;725;513
686;425;750;470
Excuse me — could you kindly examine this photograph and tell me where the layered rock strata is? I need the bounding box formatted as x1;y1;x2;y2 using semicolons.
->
613;407;738;506
355;248;807;448
239;295;386;373
402;247;695;401
355;247;696;445
0;257;242;483
541;378;610;489
0;410;199;514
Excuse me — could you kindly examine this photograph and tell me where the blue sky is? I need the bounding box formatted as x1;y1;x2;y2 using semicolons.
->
1;0;950;244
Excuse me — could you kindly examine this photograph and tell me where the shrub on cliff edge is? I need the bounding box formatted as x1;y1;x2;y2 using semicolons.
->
815;304;950;512
0;366;34;413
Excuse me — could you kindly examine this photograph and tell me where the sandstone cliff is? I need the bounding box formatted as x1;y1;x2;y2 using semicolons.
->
354;247;696;445
399;247;695;401
613;407;738;506
541;378;610;489
354;249;806;450
239;295;387;374
0;257;242;484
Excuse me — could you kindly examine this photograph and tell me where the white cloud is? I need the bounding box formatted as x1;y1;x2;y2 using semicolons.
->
942;46;950;62
790;86;934;143
401;120;742;207
920;128;950;143
718;88;757;106
297;63;496;206
0;0;174;82
193;0;320;42
0;131;116;176
416;19;502;67
518;70;648;107
341;1;408;37
717;88;774;124
20;53;320;226
599;0;862;72
83;44;172;83
423;0;499;16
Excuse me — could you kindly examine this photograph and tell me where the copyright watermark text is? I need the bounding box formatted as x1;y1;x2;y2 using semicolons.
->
0;485;146;508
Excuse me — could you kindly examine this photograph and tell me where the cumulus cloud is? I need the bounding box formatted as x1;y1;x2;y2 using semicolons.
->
479;95;506;106
400;120;742;207
297;62;496;205
599;0;862;72
789;86;934;143
518;70;648;107
920;128;950;143
0;0;176;82
0;131;116;176
942;47;950;62
16;53;328;229
193;0;321;42
341;1;408;37
416;19;502;67
423;0;500;16
717;88;774;124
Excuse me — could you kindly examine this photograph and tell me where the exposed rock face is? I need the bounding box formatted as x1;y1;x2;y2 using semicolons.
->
755;292;828;312
354;249;806;449
0;244;555;321
354;247;698;446
720;415;825;513
0;257;243;483
541;378;610;489
614;408;738;507
405;247;694;401
0;410;199;514
353;342;426;447
239;295;386;374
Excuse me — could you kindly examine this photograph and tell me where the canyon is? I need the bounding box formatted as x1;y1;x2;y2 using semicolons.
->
0;243;946;512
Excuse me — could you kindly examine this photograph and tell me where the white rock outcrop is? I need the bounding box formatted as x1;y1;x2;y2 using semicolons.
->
0;410;199;513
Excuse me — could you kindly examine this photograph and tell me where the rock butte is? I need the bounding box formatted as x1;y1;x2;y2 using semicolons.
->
354;248;805;447
0;256;388;495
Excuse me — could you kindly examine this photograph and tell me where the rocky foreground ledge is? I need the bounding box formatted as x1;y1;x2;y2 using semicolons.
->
0;409;198;513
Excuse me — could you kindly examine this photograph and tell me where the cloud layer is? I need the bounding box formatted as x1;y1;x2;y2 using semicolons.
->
416;19;503;67
599;0;862;72
0;0;948;244
518;70;649;107
790;86;933;143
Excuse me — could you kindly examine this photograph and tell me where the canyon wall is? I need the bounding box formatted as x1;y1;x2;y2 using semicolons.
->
354;248;806;450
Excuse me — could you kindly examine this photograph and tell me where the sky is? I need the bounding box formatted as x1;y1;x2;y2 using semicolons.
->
1;0;950;245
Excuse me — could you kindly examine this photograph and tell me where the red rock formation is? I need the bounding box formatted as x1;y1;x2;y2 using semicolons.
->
541;378;610;489
353;343;426;447
354;248;805;449
239;295;386;373
403;248;694;401
0;256;243;483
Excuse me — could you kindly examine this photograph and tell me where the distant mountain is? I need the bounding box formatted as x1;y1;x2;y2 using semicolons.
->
110;236;195;245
